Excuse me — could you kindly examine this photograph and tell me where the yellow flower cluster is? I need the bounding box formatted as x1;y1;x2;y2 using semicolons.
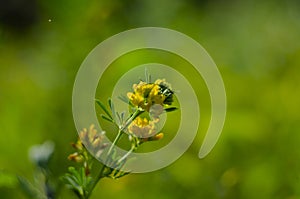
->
127;79;173;111
79;124;108;158
68;125;108;175
127;117;164;142
126;79;174;142
68;140;84;162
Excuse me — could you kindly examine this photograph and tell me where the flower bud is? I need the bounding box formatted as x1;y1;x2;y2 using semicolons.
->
68;152;83;163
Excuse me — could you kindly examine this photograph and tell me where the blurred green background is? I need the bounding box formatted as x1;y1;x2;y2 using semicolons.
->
1;0;300;198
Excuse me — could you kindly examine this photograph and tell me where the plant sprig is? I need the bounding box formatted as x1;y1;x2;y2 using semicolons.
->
63;75;177;199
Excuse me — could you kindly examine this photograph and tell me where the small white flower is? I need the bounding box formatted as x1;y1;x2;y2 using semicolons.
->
29;141;55;168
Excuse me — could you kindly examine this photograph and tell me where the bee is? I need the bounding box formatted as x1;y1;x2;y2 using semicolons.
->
158;83;174;105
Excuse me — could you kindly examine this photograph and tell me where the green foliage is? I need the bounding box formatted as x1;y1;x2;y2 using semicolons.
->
17;176;42;199
164;107;178;112
62;76;176;198
96;99;113;121
61;167;92;199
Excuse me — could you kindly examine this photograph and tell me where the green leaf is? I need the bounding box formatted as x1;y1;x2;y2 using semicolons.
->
80;168;86;186
62;167;90;198
62;174;79;190
100;114;114;123
144;68;152;83
68;167;80;181
115;171;130;179
164;107;178;112
145;68;149;83
118;95;129;104
108;98;116;121
95;99;113;119
17;176;40;199
116;112;122;125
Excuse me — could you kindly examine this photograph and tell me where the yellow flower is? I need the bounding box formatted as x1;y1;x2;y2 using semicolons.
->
148;132;164;141
127;117;163;142
68;152;84;163
127;79;174;111
128;117;156;138
79;124;108;158
71;140;84;151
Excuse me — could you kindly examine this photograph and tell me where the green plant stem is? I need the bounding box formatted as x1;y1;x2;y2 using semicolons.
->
107;109;142;155
81;193;87;199
122;109;143;130
107;129;123;156
117;145;135;164
85;109;143;198
85;164;106;199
